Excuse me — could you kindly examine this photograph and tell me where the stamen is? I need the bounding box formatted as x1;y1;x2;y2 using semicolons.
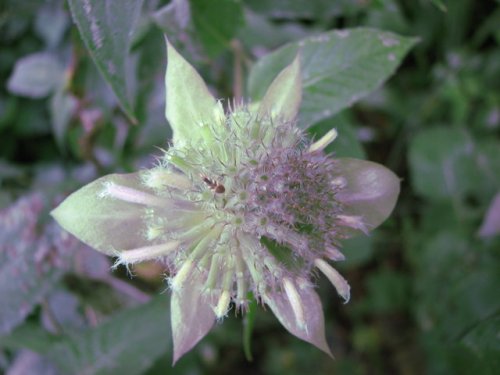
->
118;241;180;264
204;253;222;291
309;129;338;152
283;277;306;330
170;226;222;291
337;215;368;234
142;169;191;190
235;253;247;307
214;290;231;318
325;245;346;261
214;266;234;318
170;260;194;291
100;182;168;207
314;258;350;303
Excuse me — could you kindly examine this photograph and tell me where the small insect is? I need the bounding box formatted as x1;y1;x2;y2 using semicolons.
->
201;175;226;194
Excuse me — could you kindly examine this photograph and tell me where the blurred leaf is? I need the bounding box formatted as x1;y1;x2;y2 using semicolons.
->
0;194;74;334
152;0;191;36
248;28;418;128
67;0;143;122
46;296;170;375
189;0;244;57
430;0;448;12
239;10;311;55
34;2;69;48
409;127;478;199
462;315;500;372
415;232;500;338
7;350;60;375
408;127;498;202
365;268;410;313
41;290;86;333
414;231;500;374
1;322;60;353
244;0;355;20
339;234;373;269
478;192;500;238
7;52;64;98
50;89;78;150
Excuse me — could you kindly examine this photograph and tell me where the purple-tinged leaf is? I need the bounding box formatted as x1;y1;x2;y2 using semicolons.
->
171;270;216;364
264;280;332;357
335;158;400;231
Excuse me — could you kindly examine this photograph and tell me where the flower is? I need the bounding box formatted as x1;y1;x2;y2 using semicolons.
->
51;41;400;363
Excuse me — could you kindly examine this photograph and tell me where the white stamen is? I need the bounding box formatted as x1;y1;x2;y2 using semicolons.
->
118;241;180;264
142;169;192;190
325;245;346;261
100;182;167;207
170;260;194;291
283;277;306;330
314;258;351;303
309;129;338;152
214;290;231;318
337;215;368;234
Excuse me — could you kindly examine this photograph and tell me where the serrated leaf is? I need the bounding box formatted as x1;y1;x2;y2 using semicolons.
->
67;0;143;122
248;28;417;128
190;0;244;57
7;53;64;98
47;297;170;375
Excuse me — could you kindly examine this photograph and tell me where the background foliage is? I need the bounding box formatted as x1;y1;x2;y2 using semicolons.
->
1;0;499;374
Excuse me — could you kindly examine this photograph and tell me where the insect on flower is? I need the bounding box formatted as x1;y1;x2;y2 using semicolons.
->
201;175;225;194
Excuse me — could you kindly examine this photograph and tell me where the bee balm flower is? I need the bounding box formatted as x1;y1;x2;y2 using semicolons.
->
51;41;400;363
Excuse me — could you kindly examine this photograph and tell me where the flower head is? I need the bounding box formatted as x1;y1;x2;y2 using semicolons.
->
51;41;400;363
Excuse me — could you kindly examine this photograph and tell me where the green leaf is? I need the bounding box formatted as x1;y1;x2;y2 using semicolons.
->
67;0;143;122
164;40;225;148
258;54;301;122
248;28;418;128
430;0;448;12
46;296;170;375
461;315;500;372
0;323;60;352
7;52;64;98
244;0;351;20
190;0;244;57
408;127;480;201
51;173;150;256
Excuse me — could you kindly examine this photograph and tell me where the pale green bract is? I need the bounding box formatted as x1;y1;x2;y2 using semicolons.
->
52;40;400;364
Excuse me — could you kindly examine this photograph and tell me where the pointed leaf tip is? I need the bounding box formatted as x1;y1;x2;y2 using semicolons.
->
164;38;224;148
51;173;153;255
258;53;302;122
264;282;332;357
171;271;216;364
